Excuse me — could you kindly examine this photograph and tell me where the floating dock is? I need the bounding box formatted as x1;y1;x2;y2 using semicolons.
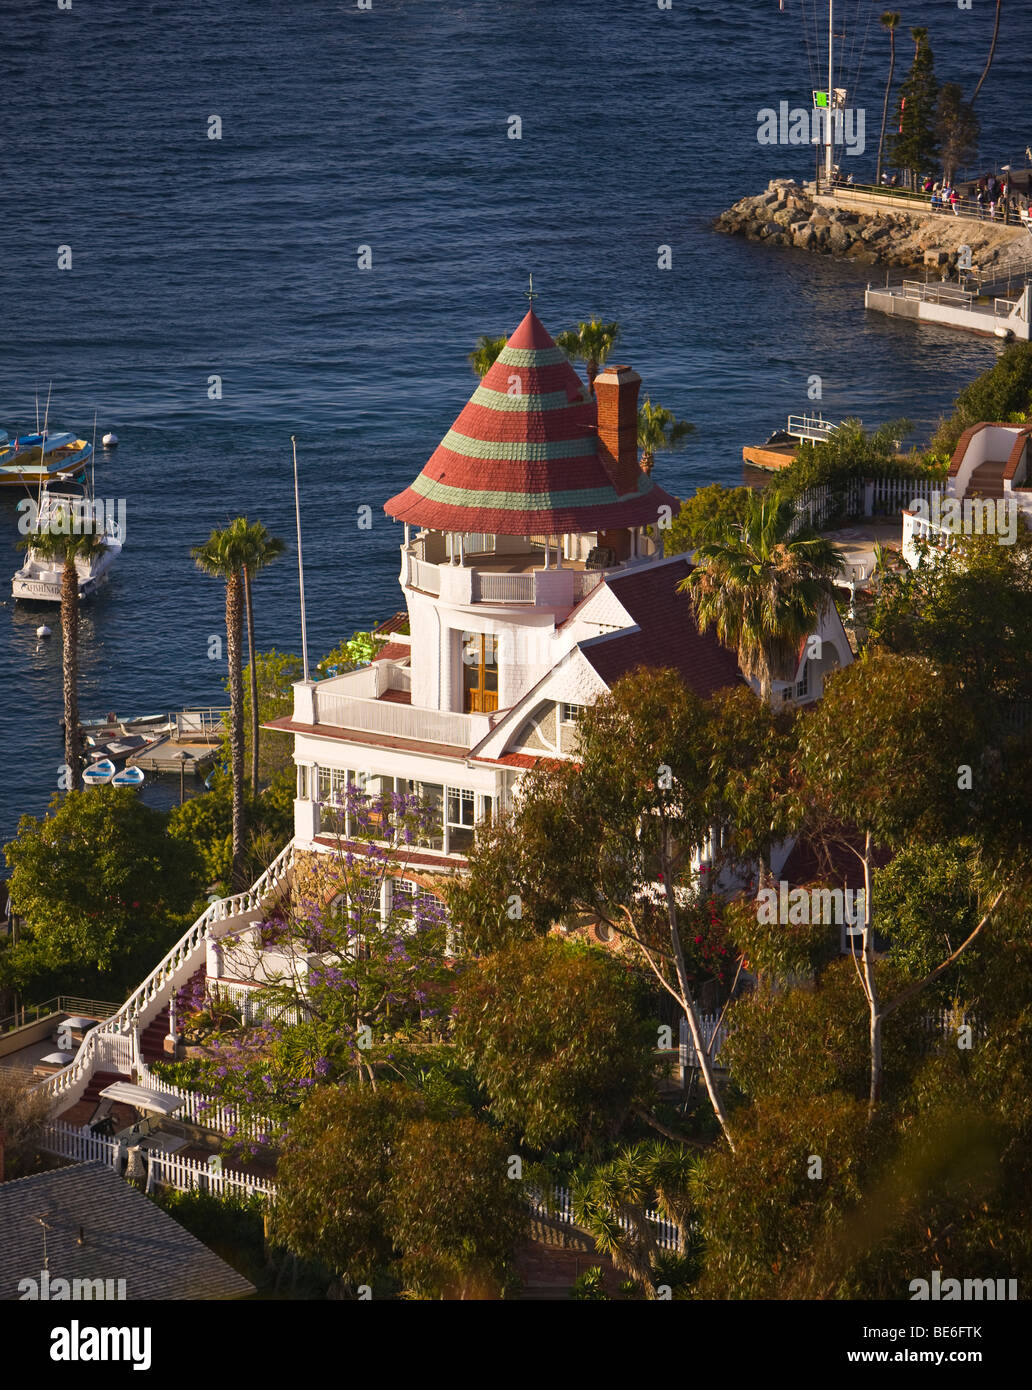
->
865;281;1031;341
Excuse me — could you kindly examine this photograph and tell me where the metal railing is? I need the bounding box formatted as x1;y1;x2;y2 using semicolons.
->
174;708;228;741
787;414;843;443
0;996;120;1038
901;280;972;308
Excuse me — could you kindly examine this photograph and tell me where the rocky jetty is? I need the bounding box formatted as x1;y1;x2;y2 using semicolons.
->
716;179;1027;272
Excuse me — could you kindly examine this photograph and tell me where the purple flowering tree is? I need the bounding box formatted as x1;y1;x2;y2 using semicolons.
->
174;785;453;1142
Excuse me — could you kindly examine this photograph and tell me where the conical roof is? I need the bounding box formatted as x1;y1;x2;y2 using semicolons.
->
384;310;677;534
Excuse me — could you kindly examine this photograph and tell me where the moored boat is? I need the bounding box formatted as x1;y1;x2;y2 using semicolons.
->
0;431;92;488
12;483;122;603
111;765;145;788
82;758;116;786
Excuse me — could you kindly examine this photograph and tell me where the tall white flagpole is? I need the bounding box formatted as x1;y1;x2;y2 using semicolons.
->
291;434;310;683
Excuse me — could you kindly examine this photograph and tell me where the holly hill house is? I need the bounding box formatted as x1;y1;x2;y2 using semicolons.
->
31;306;852;1129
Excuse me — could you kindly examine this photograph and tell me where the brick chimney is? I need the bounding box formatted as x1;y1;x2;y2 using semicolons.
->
595;364;642;497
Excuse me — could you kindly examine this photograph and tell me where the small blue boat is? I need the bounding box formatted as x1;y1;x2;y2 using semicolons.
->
83;758;116;787
111;765;145;788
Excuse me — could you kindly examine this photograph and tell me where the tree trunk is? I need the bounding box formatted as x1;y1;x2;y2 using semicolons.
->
859;830;883;1119
876;35;897;185
244;566;259;790
970;0;1002;107
660;832;735;1151
61;549;82;792
226;571;246;887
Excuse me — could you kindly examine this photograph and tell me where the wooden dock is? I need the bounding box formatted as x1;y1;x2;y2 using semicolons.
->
129;737;218;775
742;440;798;471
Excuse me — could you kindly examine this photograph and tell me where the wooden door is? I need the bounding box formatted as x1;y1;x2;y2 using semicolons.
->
462;632;498;713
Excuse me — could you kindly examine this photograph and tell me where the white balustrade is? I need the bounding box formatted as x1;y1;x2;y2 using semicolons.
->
35;843;296;1113
314;689;486;748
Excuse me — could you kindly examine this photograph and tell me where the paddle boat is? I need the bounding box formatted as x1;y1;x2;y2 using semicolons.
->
111;765;145;788
82;758;116;786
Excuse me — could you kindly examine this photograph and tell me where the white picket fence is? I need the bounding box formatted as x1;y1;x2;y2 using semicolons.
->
679;1013;730;1069
529;1184;684;1253
681;1007;983;1075
146;1147;275;1199
38;1121;274;1200
791;475;941;532
135;1058;280;1142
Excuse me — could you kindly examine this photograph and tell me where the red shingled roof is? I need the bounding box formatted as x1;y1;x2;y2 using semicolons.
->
581;559;745;699
384;309;677;535
371;642;410;663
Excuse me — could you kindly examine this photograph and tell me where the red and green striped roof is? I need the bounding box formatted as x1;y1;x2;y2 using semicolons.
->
384;310;677;534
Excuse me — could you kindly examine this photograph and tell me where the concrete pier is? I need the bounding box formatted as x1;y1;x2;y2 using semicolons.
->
864;282;1031;341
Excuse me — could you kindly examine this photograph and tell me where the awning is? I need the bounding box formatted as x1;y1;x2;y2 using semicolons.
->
98;1081;183;1116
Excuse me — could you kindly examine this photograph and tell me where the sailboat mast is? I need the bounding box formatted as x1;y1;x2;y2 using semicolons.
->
35;381;53;515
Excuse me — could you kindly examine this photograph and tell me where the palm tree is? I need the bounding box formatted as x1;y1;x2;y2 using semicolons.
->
467;335;508;379
637;399;694;475
192;522;254;885
679;492;844;703
876;12;901;186
229;519;286;790
970;0;1002;107
555;318;620;394
22;510;106;792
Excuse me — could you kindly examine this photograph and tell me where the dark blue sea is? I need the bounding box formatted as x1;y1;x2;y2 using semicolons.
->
0;0;1026;844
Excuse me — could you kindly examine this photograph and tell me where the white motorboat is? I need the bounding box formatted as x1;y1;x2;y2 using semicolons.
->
82;758;116;787
12;484;122;603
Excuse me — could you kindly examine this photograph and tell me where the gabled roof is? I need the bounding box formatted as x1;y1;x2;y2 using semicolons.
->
579;557;745;699
0;1162;254;1301
384;309;677;534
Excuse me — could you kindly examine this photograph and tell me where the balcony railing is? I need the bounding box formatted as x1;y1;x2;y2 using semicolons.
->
404;550;624;608
313;689;490;749
409;557;441;595
475;572;534;603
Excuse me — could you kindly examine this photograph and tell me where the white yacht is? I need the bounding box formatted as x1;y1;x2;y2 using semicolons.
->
12;484;123;602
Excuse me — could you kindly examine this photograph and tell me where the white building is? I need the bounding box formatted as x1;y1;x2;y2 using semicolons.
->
268;308;852;906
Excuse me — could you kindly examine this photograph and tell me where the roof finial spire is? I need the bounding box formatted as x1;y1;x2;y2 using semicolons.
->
524;273;537;305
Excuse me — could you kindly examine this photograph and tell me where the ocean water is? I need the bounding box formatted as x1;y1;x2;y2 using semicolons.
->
0;0;1026;844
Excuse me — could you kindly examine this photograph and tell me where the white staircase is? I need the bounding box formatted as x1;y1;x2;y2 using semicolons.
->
35;842;296;1115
